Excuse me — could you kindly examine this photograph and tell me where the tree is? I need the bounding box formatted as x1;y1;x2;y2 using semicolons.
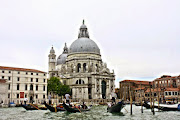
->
47;77;62;95
47;77;71;96
59;84;71;96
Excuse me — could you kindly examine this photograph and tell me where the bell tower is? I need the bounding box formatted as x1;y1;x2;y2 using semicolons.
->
48;46;56;78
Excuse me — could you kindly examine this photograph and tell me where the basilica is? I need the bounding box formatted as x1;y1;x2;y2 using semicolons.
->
48;21;115;100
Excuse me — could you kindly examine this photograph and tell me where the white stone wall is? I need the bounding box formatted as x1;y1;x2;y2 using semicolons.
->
0;81;8;104
0;69;47;104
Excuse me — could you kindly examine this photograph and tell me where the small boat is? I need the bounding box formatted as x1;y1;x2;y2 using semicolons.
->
62;102;91;113
107;101;125;113
44;102;65;112
9;102;16;107
22;104;47;110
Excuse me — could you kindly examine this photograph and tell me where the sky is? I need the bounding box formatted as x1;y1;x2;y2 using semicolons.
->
0;0;180;88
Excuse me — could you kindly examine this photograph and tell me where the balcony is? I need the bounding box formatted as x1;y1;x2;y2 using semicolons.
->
29;90;34;95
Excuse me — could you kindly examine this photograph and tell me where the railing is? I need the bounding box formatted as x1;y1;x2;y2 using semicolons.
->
29;90;34;95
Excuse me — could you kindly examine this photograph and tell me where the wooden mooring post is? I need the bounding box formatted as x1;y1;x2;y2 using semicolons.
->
152;81;155;115
141;82;143;113
129;83;133;115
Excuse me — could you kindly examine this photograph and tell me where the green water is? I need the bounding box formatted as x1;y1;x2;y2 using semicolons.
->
0;105;179;120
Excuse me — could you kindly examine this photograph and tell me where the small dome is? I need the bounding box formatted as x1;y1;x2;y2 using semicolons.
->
69;38;100;54
57;53;67;65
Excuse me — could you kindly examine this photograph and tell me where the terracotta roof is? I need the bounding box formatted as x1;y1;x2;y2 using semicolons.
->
0;66;46;73
165;88;179;91
120;80;151;85
0;79;6;83
134;87;145;90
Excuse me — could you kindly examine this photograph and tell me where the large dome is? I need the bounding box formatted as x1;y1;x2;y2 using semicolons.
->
69;21;100;55
69;38;100;54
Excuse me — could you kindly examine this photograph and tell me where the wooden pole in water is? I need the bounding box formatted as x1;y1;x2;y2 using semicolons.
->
152;81;155;115
141;82;143;113
149;82;152;110
129;83;132;115
157;83;160;111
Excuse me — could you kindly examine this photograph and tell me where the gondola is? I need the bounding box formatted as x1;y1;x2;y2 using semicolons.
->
107;101;124;113
143;101;151;109
44;102;65;112
22;104;47;110
135;102;141;106
62;102;91;113
154;103;180;111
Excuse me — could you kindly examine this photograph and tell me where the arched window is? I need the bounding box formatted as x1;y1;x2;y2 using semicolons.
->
76;80;78;84
77;63;81;72
30;84;33;90
76;79;85;84
96;64;99;72
83;63;86;72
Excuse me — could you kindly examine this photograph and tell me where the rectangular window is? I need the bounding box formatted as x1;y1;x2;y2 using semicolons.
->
8;84;10;90
17;84;19;90
44;79;46;83
172;92;174;95
36;78;38;82
17;77;20;81
26;72;28;75
25;94;27;98
18;71;20;74
17;94;19;98
175;92;177;95
2;76;4;79
31;78;33;82
2;70;4;73
169;92;171;95
31;73;33;75
25;84;27;90
8;93;10;98
36;85;38;91
43;85;45;91
43;95;45;99
8;76;11;80
36;73;38;75
36;95;38;99
44;74;46;76
165;92;168;95
9;71;11;73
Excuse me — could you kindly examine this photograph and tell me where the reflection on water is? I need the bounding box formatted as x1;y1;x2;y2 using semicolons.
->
0;105;179;120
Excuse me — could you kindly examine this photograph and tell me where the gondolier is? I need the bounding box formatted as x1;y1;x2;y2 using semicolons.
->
65;93;70;104
48;94;52;105
111;92;117;104
24;97;28;105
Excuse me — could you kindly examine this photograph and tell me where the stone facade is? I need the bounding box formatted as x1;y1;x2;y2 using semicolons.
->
0;79;8;106
119;75;180;103
0;66;47;104
48;21;115;100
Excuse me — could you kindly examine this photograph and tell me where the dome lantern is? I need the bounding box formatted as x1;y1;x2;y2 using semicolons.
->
78;20;89;38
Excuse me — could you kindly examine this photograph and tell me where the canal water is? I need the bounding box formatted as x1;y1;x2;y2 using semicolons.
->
0;105;179;120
